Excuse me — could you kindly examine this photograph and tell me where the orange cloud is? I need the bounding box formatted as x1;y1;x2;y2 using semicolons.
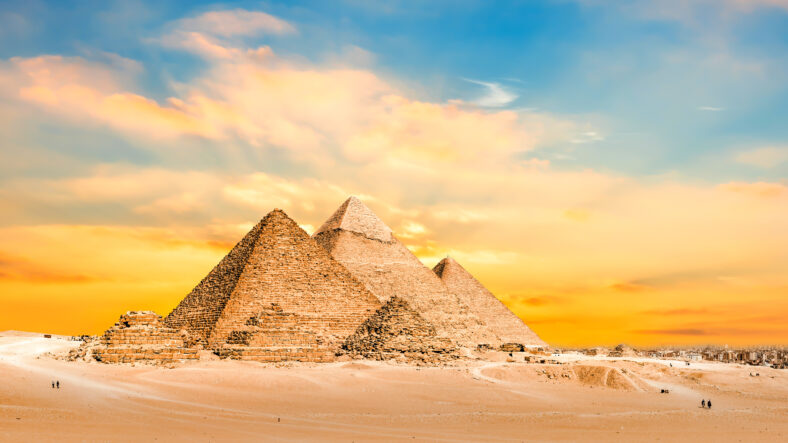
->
719;181;787;197
610;282;653;293
2;40;589;169
734;146;788;168
0;252;95;284
172;9;296;37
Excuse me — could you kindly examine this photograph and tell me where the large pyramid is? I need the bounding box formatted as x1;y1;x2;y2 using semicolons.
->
313;196;498;348
164;209;381;362
433;257;546;347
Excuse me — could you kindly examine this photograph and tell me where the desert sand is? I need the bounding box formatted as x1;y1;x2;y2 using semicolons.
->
1;332;786;442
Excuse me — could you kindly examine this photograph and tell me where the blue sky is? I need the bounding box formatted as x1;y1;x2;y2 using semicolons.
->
2;0;787;183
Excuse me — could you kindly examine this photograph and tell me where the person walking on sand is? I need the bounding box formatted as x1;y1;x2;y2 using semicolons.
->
702;399;706;408
51;381;54;389
56;381;60;389
707;400;712;409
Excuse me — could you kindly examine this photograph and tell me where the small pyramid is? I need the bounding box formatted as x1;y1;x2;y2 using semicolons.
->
433;257;546;347
314;197;499;348
165;209;381;362
341;297;458;362
314;196;393;242
92;311;199;364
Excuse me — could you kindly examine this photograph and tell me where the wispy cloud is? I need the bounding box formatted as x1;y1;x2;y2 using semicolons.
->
158;9;296;59
633;328;706;335
569;130;604;144
462;78;518;107
698;106;725;111
719;181;787;197
172;9;296;38
640;308;710;315
0;252;96;284
734;146;788;168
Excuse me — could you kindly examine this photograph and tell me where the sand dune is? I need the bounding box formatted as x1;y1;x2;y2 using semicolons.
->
1;332;787;442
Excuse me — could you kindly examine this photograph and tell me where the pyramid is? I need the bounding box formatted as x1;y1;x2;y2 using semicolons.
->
315;196;393;242
313;196;498;348
433;257;546;347
92;311;199;364
164;209;381;362
341;296;458;362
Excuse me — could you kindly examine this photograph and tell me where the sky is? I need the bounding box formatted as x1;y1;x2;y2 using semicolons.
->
0;0;787;347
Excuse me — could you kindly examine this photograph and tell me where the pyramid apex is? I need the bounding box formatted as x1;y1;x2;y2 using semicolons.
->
263;208;293;221
314;196;393;242
433;255;465;278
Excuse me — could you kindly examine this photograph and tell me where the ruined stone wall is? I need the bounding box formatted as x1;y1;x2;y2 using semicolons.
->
207;210;381;363
434;258;546;347
314;229;499;349
93;311;199;364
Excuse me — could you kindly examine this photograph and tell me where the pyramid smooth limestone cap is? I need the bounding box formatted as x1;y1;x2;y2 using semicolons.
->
433;255;463;278
314;196;393;242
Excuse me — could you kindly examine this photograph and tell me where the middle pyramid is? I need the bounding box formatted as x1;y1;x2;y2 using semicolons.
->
313;196;499;348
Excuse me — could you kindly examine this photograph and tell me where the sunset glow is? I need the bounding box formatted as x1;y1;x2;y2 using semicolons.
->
1;1;787;347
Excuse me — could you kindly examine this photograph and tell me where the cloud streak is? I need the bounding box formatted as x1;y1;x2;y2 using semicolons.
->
172;9;296;37
735;146;788;168
462;78;518;107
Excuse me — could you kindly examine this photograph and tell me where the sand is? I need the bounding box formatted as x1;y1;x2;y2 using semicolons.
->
1;332;787;442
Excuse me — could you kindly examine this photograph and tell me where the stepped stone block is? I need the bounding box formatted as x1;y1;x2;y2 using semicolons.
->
92;311;199;364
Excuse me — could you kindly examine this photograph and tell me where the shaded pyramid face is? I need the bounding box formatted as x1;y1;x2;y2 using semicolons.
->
165;209;381;362
313;196;498;348
433;257;546;347
342;296;458;361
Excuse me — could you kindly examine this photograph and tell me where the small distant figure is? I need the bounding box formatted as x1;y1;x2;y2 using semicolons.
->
707;400;712;409
670;363;673;367
56;381;60;389
702;399;706;408
51;381;55;389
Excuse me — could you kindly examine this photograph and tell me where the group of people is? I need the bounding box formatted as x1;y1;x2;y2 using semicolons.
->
701;399;712;409
50;381;60;389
